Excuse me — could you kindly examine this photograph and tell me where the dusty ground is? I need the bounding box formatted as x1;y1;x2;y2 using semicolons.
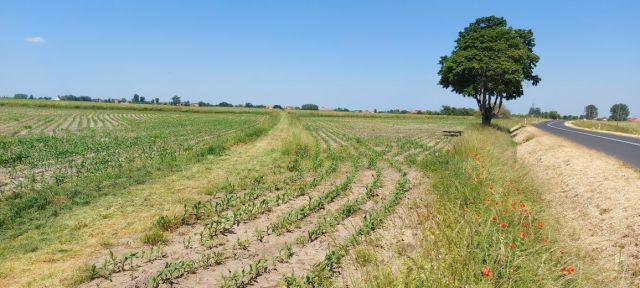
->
335;169;431;287
515;126;640;285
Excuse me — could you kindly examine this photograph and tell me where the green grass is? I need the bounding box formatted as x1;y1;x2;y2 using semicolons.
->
0;105;281;287
571;120;640;136
0;108;277;234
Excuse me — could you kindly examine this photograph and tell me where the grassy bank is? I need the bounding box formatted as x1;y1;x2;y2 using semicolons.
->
493;117;544;132
356;126;597;287
571;120;640;136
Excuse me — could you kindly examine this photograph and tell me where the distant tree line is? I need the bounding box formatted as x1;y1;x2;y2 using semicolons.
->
301;104;319;110
528;105;561;119
8;93;51;100
580;103;630;121
378;106;479;116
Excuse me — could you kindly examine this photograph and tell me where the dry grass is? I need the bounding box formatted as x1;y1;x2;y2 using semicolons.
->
570;120;640;137
517;126;640;286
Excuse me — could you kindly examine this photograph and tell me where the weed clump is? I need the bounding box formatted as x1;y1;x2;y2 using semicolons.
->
142;229;166;245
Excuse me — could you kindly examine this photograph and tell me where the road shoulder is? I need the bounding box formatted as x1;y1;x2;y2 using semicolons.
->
515;126;640;285
565;121;640;139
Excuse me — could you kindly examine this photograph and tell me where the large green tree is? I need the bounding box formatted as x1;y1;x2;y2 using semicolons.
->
438;16;541;125
609;103;630;121
584;104;598;120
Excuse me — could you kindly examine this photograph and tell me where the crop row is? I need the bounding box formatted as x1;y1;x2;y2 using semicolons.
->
0;106;159;135
287;158;409;287
0;110;278;239
119;136;364;287
84;137;343;283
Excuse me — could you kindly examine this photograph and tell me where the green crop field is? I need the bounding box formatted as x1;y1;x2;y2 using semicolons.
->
0;101;598;287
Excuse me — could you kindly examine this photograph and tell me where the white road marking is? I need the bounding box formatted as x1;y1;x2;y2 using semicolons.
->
546;121;640;147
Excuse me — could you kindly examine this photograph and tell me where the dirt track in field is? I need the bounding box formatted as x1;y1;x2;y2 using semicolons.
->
515;126;640;285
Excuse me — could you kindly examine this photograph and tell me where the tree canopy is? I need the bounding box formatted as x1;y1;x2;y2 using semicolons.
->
438;16;540;125
301;104;319;110
171;95;181;105
528;105;542;117
610;103;630;121
584;104;598;120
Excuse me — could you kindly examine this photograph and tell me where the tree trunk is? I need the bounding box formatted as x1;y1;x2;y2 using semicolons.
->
482;111;492;126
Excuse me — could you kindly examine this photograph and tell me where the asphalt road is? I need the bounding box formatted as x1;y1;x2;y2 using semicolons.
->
535;121;640;169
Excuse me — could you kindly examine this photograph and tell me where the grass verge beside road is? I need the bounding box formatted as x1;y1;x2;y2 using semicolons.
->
357;125;599;287
570;120;640;137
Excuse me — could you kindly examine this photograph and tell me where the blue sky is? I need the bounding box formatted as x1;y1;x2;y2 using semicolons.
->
1;1;638;116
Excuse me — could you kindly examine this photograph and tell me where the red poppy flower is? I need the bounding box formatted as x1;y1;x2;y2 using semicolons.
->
481;266;493;277
519;231;528;238
560;266;575;275
500;222;508;228
521;222;529;228
535;222;544;229
519;202;526;209
491;215;497;221
541;237;549;245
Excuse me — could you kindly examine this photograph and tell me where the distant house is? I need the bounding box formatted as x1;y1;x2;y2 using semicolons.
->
190;103;199;107
320;107;332;111
629;118;640;122
597;117;608;121
265;105;274;110
285;106;294;110
409;109;419;114
52;96;61;101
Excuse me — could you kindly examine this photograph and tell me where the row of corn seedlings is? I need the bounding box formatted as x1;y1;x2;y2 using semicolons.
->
214;144;385;287
284;155;410;287
85;130;341;283
87;244;166;280
0;111;278;230
304;161;382;243
153;138;327;233
195;148;342;245
86;145;330;281
133;129;355;286
266;153;361;235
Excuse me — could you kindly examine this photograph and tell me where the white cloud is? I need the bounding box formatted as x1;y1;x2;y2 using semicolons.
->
24;36;46;44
